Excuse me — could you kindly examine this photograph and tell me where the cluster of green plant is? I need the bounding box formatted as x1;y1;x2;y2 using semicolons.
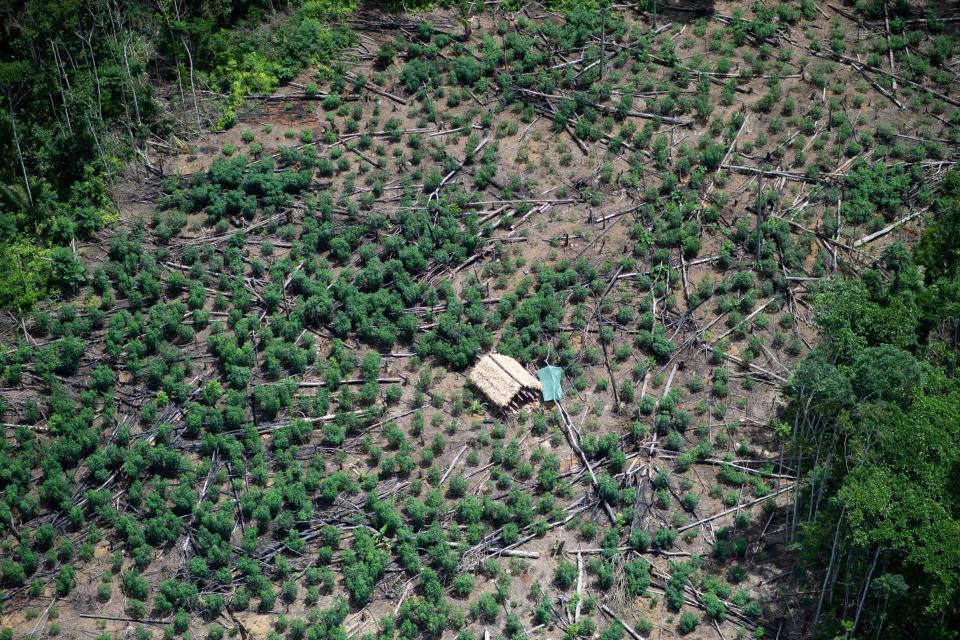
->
840;161;925;225
155;145;492;364
855;0;957;86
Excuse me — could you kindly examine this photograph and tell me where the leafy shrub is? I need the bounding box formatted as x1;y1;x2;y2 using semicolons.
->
342;530;389;606
554;561;577;590
471;592;499;622
624;559;650;596
677;612;698;635
452;574;474;598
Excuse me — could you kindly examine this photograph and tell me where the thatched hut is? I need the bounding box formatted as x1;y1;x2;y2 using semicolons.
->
468;353;542;412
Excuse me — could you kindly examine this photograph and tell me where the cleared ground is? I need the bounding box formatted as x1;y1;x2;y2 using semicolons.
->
2;2;956;639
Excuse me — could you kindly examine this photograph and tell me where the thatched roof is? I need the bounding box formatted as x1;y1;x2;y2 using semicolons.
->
468;353;542;410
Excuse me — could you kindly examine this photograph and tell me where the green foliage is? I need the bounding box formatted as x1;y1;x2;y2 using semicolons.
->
342;529;389;606
702;593;726;621
452;56;483;86
471;592;499;622
916;169;960;282
0;240;49;309
788;172;960;639
401;59;441;93
623;558;650;596
677;612;698;635
55;565;75;596
841;161;919;225
122;572;150;601
48;248;86;294
554;560;577;590
452;574;474;598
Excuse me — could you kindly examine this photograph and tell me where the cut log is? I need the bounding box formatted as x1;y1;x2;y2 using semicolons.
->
853;211;922;247
677;484;795;532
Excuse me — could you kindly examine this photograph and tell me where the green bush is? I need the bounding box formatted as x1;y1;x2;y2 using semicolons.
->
623;559;650;596
471;592;499;622
452;574;474;598
554;561;577;590
677;612;698;635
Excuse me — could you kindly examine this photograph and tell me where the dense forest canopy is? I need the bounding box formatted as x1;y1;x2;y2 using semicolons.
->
784;171;960;637
0;0;958;639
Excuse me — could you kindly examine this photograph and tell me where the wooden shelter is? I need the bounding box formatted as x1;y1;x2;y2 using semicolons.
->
468;353;543;412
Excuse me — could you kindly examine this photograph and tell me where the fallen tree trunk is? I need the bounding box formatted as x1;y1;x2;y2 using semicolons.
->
853;210;923;247
677;484;795;532
557;401;617;524
299;377;401;388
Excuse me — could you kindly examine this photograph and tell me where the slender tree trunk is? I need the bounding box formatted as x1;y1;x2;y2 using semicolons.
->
173;51;187;129
813;507;845;630
841;550;855;621
50;40;73;133
852;547;881;635
112;7;136;129
600;6;606;80
15;254;31;302
788;397;806;541
85;116;106;170
121;38;142;125
5;96;33;205
808;432;822;522
78;30;103;122
60;37;79;74
755;175;763;262
874;595;889;640
181;35;201;129
103;1;139;156
872;557;891;640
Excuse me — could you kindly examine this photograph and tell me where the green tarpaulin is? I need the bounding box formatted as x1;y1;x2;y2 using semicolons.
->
537;366;564;402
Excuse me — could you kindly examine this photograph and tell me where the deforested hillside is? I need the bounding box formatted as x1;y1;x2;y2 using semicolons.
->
1;1;958;639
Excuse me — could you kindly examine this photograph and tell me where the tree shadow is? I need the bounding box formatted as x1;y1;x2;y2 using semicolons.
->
715;501;803;635
648;0;717;21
